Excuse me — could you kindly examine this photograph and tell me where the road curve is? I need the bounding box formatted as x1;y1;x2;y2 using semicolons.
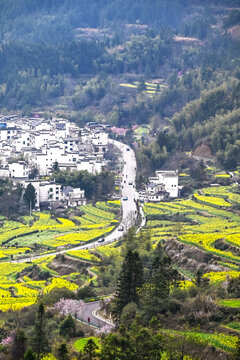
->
12;139;138;264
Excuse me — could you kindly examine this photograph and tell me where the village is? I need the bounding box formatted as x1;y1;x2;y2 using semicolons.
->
0;114;179;210
0;115;111;209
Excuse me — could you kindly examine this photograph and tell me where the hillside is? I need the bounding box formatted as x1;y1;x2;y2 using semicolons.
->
0;1;240;359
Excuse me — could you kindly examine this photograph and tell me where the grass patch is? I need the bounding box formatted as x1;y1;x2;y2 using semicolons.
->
74;337;101;352
218;299;240;308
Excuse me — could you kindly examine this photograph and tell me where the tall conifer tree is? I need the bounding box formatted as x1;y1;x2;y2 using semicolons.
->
31;302;49;360
112;250;143;320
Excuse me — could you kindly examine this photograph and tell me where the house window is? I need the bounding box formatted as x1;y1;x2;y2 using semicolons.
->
49;188;53;192
49;194;53;199
56;196;59;200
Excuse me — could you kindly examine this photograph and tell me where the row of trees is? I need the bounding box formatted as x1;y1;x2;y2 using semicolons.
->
52;169;114;200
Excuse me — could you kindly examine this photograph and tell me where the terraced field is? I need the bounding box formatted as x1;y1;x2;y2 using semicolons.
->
1;185;240;358
119;81;167;95
0;202;119;258
0;202;120;311
143;185;240;286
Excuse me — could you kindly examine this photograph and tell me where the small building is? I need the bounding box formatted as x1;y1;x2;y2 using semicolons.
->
0;127;17;141
148;170;179;198
9;161;31;179
62;186;86;207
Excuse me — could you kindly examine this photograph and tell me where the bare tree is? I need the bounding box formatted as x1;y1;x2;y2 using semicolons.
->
122;210;136;230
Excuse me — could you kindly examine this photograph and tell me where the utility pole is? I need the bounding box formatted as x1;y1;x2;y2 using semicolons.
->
29;200;32;224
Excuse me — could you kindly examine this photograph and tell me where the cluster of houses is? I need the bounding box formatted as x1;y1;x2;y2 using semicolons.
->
0;114;179;208
0;115;110;209
139;170;179;202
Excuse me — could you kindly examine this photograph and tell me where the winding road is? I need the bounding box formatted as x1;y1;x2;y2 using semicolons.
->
10;139;141;329
77;300;110;329
12;139;139;263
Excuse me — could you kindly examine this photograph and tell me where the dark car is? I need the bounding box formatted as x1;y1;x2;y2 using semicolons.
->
97;237;105;243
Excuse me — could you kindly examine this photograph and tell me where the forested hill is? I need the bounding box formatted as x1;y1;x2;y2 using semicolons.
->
0;0;239;43
1;0;240;171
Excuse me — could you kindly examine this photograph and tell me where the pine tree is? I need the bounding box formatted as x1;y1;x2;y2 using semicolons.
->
140;255;180;319
59;315;76;338
57;343;69;360
112;250;143;320
24;183;36;210
31;302;49;360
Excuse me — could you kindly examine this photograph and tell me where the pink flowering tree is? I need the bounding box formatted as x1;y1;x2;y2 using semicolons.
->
1;336;13;346
53;298;86;320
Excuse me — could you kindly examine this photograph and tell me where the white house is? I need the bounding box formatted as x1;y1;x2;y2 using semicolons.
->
25;180;62;208
148;170;179;198
76;159;104;174
33;131;56;149
9;161;31;179
13;132;33;152
62;186;86;206
63;138;80;153
145;183;167;202
92;132;108;152
0;127;18;141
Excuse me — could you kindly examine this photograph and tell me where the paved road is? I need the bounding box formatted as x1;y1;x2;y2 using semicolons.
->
78;300;107;328
12;139;138;263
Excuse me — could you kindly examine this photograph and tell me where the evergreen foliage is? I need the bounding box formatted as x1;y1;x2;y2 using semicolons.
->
24;183;36;210
139;254;180;320
57;343;69;360
112;250;143;320
31;302;49;360
59;315;76;338
24;348;37;360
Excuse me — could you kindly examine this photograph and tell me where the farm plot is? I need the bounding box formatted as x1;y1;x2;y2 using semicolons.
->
144;188;240;266
194;194;232;207
93;242;121;258
161;329;238;353
67;249;100;263
0;255;80;311
51;226;114;247
0;204;118;257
